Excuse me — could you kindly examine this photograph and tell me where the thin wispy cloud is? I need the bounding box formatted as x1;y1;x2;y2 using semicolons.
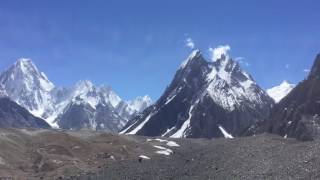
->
235;57;250;67
303;69;310;73
209;45;231;61
185;37;195;49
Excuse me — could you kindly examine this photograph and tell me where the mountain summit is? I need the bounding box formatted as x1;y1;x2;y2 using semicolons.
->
0;58;54;119
121;50;273;138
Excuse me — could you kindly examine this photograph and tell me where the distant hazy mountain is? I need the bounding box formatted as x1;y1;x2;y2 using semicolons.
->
267;81;295;103
121;50;273;138
0;59;151;131
0;97;50;128
116;95;152;120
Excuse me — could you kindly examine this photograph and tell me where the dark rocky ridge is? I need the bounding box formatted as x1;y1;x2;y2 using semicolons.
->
263;54;320;141
0;98;50;128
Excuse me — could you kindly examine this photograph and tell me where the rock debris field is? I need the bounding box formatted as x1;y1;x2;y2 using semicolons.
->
0;129;319;179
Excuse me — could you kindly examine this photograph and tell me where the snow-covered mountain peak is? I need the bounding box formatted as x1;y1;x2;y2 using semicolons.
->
0;58;55;119
205;54;262;111
10;58;54;92
67;80;124;110
128;95;152;112
279;80;291;87
178;50;264;111
15;58;33;68
0;59;149;131
180;49;201;69
74;80;94;91
267;80;295;103
121;49;273;138
15;57;31;66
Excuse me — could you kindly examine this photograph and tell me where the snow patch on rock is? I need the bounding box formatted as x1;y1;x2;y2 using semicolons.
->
218;125;234;139
139;155;151;160
153;145;173;156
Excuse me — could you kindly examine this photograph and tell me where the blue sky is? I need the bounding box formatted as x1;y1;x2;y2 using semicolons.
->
0;0;319;100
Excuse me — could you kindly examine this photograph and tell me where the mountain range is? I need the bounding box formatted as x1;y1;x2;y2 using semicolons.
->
0;50;315;141
0;59;152;132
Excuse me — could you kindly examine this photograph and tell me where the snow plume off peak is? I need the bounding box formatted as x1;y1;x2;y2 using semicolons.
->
209;45;231;61
185;37;195;49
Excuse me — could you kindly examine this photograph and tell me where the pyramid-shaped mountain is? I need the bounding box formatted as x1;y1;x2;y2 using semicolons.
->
121;50;274;138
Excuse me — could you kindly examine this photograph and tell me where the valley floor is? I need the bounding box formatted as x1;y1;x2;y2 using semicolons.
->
0;129;319;179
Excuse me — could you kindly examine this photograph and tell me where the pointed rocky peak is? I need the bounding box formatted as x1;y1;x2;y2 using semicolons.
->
308;53;320;79
75;80;94;89
0;58;55;120
179;49;203;69
121;48;273;138
207;53;255;87
73;80;95;94
2;58;55;92
14;58;36;71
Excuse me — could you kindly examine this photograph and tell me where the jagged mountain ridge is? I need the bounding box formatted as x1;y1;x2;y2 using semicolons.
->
121;50;274;138
263;54;320;141
0;59;152;131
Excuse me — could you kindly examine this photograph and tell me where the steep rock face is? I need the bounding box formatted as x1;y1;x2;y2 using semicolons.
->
121;50;274;138
265;54;320;141
0;97;50;128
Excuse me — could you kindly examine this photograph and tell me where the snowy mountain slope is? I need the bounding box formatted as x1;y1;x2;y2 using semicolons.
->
0;58;55;124
0;59;150;131
121;49;274;138
267;81;295;103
